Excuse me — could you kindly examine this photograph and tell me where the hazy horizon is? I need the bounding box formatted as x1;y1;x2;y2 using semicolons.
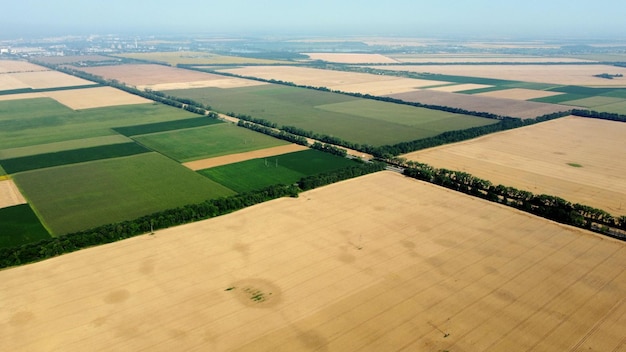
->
3;0;626;40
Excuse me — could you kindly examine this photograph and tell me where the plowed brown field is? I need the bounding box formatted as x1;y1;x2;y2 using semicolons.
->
403;116;626;216
1;172;624;351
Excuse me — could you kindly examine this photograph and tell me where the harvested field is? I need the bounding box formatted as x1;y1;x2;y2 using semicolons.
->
387;90;572;119
0;92;44;101
77;64;264;90
115;51;288;65
8;70;93;89
373;64;626;86
1;171;624;351
218;66;449;95
426;83;492;92
0;75;30;91
34;55;115;65
0;179;26;209
303;53;399;63
403;116;626;216
0;60;47;73
43;86;151;110
389;54;594;63
184;144;308;170
478;88;564;100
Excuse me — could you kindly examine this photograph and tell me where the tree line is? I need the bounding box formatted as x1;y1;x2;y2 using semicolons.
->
0;161;385;269
390;158;626;240
571;109;626;123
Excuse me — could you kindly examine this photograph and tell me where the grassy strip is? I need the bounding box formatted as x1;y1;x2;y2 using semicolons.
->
0;204;51;248
112;117;222;136
1;142;150;174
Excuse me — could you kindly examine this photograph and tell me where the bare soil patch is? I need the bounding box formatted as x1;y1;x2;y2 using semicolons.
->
403;116;626;215
0;179;27;209
43;87;151;110
477;88;564;100
303;53;399;64
0;171;623;351
387;90;571;119
219;66;449;95
373;64;626;86
183;144;309;170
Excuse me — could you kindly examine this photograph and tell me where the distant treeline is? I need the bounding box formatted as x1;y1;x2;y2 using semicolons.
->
0;161;385;269
571;109;626;122
389;158;626;241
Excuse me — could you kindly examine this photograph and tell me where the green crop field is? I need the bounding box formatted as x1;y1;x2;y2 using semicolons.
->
113;117;222;136
1;142;150;174
133;123;289;162
589;101;626;114
0;204;51;248
198;149;358;193
0;98;198;149
13;153;236;235
0;135;132;160
559;96;625;108
164;85;496;146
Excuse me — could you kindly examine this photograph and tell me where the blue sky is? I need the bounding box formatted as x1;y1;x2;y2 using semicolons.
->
3;0;625;38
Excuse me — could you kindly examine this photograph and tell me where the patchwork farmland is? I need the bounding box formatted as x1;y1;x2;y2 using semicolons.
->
2;37;626;352
1;172;623;351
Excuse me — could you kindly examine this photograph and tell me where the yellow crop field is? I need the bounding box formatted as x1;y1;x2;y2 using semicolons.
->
0;179;26;209
0;60;47;73
115;51;288;65
219;66;449;95
78;64;265;90
404;116;626;216
183;144;308;170
373;64;626;86
43;87;151;110
1;171;624;351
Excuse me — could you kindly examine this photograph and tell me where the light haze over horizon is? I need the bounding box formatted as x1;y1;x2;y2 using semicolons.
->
3;0;625;40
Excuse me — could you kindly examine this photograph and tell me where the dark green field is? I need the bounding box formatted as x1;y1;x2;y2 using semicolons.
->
0;204;51;248
0;98;198;149
530;86;626;113
113;116;222;136
164;85;496;146
198;149;359;193
13;153;236;235
133;123;290;162
1;142;150;174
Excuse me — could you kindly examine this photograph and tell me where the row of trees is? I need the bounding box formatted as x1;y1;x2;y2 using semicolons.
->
0;161;385;269
236;120;308;145
394;159;626;240
571;109;626;122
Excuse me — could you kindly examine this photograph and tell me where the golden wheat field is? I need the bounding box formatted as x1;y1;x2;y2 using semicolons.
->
77;64;265;90
373;64;626;86
43;87;152;110
218;66;448;95
403;116;626;216
0;179;26;209
1;171;624;351
477;88;564;100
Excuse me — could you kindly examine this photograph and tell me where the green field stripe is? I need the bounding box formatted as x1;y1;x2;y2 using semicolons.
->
112;117;223;136
0;204;51;248
1;142;150;174
0;84;102;96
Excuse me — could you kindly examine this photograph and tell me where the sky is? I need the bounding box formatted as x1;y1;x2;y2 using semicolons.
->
2;0;626;39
